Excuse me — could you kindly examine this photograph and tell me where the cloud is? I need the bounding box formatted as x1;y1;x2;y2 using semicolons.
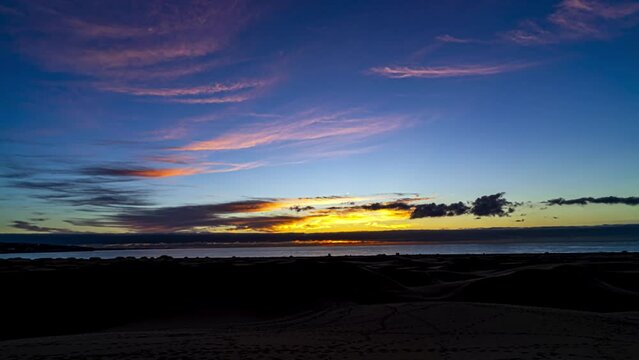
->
545;196;639;206
98;80;265;97
65;194;419;232
11;180;151;209
502;0;639;44
470;193;517;217
98;200;297;232
175;111;406;151
17;192;531;233
147;155;198;165
2;0;273;103
97;79;272;105
410;193;518;219
81;162;263;178
435;34;476;43
82;166;205;178
410;202;469;218
549;0;639;34
360;201;413;211
11;220;75;233
6;0;254;76
501;20;558;45
290;205;315;212
370;63;532;79
168;94;253;104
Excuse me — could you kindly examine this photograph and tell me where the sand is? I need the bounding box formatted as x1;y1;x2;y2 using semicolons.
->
1;252;639;359
3;302;639;359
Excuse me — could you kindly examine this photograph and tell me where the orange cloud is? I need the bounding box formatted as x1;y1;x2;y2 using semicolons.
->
84;167;205;178
83;162;262;178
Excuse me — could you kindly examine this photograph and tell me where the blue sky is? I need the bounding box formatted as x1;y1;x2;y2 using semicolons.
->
1;0;638;233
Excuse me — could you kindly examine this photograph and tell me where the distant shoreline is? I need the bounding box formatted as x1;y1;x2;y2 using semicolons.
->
0;242;94;254
1;224;638;247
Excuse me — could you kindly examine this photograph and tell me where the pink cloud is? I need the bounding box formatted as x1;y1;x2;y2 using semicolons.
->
503;0;639;44
169;94;253;104
4;0;274;103
99;80;266;97
370;63;532;79
435;34;475;43
175;111;406;151
12;1;253;75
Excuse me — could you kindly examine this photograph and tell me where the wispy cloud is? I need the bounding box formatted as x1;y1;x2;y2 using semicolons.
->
10;220;76;233
435;34;476;43
7;0;254;76
82;162;263;178
370;63;532;79
82;166;206;178
545;196;639;206
99;80;266;97
2;0;272;103
168;94;253;104
502;0;639;44
175;111;406;151
147;155;198;165
11;179;151;209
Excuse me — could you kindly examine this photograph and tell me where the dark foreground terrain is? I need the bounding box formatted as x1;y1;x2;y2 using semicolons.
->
2;252;639;359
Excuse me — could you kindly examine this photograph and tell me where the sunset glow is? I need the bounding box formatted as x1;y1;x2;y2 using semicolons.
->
1;0;638;234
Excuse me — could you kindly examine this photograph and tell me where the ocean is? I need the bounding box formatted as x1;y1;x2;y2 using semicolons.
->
2;239;639;259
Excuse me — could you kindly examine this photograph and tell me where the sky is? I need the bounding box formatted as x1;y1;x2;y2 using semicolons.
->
0;0;638;234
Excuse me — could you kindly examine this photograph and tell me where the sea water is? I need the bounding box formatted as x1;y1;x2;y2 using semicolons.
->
2;239;639;259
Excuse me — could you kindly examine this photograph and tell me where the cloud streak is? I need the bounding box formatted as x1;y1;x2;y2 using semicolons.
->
82;162;263;178
10;220;75;233
175;111;406;151
12;179;151;209
435;34;477;43
370;63;532;79
82;167;205;178
2;0;273;104
7;0;254;76
168;94;253;104
502;0;639;44
99;80;266;97
546;196;639;206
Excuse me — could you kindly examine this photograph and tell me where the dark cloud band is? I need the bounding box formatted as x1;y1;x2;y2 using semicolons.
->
410;193;517;219
546;196;639;206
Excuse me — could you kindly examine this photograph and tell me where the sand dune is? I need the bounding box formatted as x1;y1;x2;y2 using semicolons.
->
1;253;639;358
2;302;639;359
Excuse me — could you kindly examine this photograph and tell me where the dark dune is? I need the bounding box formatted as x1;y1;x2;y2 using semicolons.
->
2;252;639;340
2;253;639;359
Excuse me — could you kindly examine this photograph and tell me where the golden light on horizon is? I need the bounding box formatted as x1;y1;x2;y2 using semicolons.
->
271;208;412;233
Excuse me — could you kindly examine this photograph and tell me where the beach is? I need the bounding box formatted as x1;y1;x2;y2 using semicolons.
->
1;252;639;359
